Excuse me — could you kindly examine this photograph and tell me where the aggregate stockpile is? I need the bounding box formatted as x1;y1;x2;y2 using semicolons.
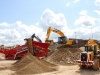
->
10;52;57;75
47;48;82;65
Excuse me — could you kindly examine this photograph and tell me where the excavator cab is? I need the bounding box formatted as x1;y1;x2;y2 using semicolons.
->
58;36;67;44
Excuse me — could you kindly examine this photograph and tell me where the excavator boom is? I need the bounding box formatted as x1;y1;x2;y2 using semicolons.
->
45;26;66;44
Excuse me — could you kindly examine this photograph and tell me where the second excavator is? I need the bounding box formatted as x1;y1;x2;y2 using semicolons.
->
45;26;77;48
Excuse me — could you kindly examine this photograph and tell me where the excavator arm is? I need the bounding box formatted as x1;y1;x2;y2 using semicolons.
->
45;26;67;44
52;28;65;37
45;27;53;43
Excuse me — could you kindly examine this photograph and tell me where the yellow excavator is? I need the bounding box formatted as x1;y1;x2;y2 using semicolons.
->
76;39;100;70
45;26;77;47
45;27;54;44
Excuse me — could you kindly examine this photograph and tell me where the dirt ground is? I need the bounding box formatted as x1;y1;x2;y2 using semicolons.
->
0;60;100;75
0;60;16;75
0;47;100;75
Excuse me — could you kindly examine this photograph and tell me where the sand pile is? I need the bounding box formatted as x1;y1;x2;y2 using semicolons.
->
10;52;57;75
0;53;5;59
46;48;82;65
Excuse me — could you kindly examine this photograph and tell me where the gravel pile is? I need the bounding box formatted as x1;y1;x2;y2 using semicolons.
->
46;48;82;65
10;52;57;75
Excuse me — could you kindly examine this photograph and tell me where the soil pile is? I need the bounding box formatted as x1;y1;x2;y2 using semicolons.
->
10;52;57;75
0;53;5;59
46;48;82;65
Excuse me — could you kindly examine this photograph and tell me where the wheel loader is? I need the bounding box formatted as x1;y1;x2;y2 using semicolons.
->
76;39;100;70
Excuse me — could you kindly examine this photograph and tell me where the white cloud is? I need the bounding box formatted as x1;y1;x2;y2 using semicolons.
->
76;10;96;26
0;22;9;27
74;15;96;26
95;0;100;6
79;10;87;15
0;29;21;39
0;9;100;46
0;21;45;46
15;21;43;38
16;21;22;25
74;0;80;3
96;18;100;24
94;10;100;16
66;2;70;6
75;26;100;39
0;28;22;46
39;9;68;31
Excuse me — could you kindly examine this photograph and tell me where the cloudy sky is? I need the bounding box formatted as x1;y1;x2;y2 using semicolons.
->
0;0;100;46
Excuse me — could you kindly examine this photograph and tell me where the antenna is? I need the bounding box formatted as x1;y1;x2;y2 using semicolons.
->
75;32;76;39
91;27;93;39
